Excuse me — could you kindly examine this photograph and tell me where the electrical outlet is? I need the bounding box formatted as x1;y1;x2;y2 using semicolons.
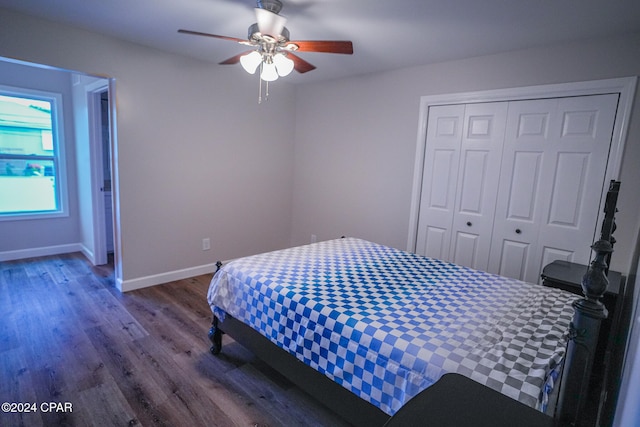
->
202;238;211;251
311;234;317;243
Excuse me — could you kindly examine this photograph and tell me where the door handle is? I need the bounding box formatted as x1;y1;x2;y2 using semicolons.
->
515;228;522;234
466;221;472;227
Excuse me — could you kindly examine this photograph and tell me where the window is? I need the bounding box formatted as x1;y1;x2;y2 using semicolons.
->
0;86;67;220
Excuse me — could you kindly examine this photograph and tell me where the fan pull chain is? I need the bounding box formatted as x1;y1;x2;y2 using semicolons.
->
256;62;270;104
258;63;263;104
257;77;270;104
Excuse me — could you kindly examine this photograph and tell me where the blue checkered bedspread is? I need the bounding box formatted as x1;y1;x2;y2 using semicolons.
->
207;238;577;416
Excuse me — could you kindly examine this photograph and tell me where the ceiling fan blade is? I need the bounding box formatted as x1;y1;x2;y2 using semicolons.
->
287;40;353;54
178;29;249;44
219;51;256;65
255;8;287;37
287;53;316;74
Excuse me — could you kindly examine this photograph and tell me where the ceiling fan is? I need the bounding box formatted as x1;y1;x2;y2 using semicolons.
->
178;0;353;81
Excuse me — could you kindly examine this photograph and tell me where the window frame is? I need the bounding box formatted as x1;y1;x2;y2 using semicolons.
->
0;84;68;221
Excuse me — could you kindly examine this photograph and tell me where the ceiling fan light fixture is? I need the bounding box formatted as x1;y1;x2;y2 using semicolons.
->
240;50;263;74
273;53;294;77
260;61;279;81
179;0;353;102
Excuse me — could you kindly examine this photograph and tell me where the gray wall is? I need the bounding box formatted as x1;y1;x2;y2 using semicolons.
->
0;9;296;287
291;33;640;277
0;61;80;252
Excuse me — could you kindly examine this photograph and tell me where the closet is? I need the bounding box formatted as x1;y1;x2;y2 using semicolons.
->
415;93;619;283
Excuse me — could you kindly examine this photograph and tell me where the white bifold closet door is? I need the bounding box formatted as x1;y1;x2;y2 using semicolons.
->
415;93;619;283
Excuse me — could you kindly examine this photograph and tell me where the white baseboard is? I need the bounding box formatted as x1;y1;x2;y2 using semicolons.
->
80;244;97;265
0;243;83;262
119;261;221;292
0;245;222;294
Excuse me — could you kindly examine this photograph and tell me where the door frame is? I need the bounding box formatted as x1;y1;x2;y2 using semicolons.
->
85;80;109;265
407;77;637;255
85;77;120;282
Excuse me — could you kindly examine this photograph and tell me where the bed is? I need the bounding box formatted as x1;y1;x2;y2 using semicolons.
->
206;235;610;426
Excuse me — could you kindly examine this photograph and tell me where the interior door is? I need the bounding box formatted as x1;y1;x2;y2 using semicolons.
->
415;104;464;260
416;102;507;271
488;94;619;283
536;94;619;275
449;102;507;270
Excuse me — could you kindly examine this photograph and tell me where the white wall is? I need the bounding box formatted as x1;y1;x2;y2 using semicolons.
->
0;60;81;254
0;9;296;288
291;33;640;277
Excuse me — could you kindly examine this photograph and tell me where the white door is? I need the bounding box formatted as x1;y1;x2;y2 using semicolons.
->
417;94;619;283
449;102;507;270
415;104;464;260
488;94;619;283
416;102;507;271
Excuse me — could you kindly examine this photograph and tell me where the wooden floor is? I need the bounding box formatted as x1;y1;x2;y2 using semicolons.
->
0;253;351;427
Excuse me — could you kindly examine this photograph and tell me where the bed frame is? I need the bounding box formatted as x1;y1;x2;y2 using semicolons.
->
208;182;622;427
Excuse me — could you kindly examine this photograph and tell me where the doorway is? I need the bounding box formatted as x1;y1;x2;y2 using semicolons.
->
100;90;114;255
85;78;115;267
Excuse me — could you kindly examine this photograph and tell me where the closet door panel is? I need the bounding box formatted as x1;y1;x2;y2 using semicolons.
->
450;102;507;271
420;226;449;259
547;152;590;227
416;105;465;260
537;94;619;271
452;231;480;267
506;151;542;221
541;247;573;271
495;239;530;280
491;150;542;281
417;94;618;283
488;98;558;282
489;94;618;283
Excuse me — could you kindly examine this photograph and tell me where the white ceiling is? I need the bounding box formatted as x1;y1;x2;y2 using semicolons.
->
1;0;640;84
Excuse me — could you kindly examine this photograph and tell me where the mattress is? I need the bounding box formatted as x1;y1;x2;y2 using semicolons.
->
207;238;577;415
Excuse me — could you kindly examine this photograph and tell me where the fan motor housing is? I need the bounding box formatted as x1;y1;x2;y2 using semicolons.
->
248;23;290;44
257;0;283;14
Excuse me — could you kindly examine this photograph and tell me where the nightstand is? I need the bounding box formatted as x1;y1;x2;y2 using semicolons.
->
540;260;621;308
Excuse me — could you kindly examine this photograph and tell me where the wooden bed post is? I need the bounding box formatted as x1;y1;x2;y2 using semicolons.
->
209;316;223;355
600;181;620;274
208;261;224;355
556;240;611;426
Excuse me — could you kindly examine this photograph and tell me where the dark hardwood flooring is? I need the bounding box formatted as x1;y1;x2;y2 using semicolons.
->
0;253;351;427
